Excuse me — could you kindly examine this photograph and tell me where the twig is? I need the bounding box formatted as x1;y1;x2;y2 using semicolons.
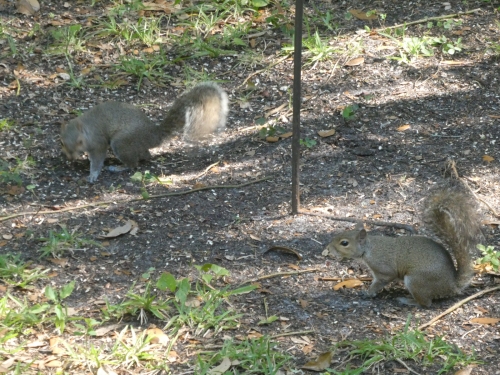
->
0;177;272;222
271;330;315;339
237;55;290;89
395;358;421;375
418;286;500;330
193;161;220;180
299;210;416;233
239;268;322;286
376;8;481;30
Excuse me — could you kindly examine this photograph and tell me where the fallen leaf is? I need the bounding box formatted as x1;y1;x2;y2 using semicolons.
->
208;357;231;375
97;365;118;375
2;234;12;240
470;317;500;325
482;155;494;163
349;9;377;20
397;124;411;131
302;351;334;371
345;57;364;66
333;279;364;290
280;132;293;138
317;129;336;137
101;221;133;238
266;136;280;143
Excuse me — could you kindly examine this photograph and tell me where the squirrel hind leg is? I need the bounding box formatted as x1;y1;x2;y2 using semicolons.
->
404;276;433;307
110;138;143;168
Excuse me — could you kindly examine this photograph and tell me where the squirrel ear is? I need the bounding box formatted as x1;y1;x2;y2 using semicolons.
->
355;222;364;230
357;229;367;242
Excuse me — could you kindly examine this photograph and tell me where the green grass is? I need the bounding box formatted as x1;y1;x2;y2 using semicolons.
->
0;253;48;288
324;318;478;374
38;226;102;258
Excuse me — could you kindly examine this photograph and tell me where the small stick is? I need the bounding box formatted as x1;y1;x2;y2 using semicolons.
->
193;161;220;180
237;55;290;89
0;177;272;222
418;286;500;330
376;8;480;30
271;330;315;339
300;210;416;233
239;269;322;286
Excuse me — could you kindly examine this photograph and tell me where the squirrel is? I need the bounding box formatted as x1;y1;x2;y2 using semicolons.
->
60;82;228;183
325;184;482;307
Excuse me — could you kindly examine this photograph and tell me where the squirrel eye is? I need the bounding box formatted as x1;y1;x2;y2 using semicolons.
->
340;240;349;246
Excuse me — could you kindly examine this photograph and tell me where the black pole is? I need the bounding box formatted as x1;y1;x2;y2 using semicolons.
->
291;0;303;214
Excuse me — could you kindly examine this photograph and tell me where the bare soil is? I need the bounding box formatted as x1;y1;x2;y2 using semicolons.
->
1;0;499;374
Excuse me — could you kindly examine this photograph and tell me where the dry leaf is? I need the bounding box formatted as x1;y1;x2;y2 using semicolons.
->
101;221;133;238
49;258;68;266
349;9;377;20
345;57;364;66
317;129;336;137
97;365;119;375
470;317;500;325
266;136;280;143
280;132;293;138
302;351;334;371
454;364;477;375
482;155;494;163
146;328;169;345
397;124;411;131
208;357;232;375
333;279;364;290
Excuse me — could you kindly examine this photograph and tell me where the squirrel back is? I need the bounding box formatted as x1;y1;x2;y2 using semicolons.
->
61;82;228;182
326;184;481;307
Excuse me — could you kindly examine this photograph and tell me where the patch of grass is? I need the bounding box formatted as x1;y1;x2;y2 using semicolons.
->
0;118;15;131
284;30;339;65
1;281;76;338
0;253;49;288
326;318;477;374
197;336;292;375
117;54;170;90
47;24;86;55
300;137;317;148
38;226;102;258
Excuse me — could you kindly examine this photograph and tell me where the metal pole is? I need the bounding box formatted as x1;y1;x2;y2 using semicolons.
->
291;0;303;214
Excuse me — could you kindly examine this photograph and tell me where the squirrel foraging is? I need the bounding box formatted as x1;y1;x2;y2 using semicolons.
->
326;185;482;307
61;82;228;183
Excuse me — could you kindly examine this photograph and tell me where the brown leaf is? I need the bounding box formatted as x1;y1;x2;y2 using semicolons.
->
333;279;364;290
349;9;377;20
345;57;364;66
280;132;293;138
482;155;494;163
208;357;231;375
397;124;411;131
101;221;133;238
470;317;500;325
317;129;336;137
302;351;334;371
266;136;280;143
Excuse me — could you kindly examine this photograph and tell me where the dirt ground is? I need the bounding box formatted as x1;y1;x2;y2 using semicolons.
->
1;0;500;374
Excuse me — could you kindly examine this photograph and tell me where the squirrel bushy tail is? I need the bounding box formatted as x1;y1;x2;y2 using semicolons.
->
423;183;482;289
162;82;228;141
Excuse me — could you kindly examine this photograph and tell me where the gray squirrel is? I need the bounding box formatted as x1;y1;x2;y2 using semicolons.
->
61;82;228;182
326;184;482;307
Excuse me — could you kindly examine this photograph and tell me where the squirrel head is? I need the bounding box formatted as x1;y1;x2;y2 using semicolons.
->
326;227;368;259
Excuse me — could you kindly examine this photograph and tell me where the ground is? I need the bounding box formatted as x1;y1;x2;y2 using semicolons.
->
0;0;500;374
